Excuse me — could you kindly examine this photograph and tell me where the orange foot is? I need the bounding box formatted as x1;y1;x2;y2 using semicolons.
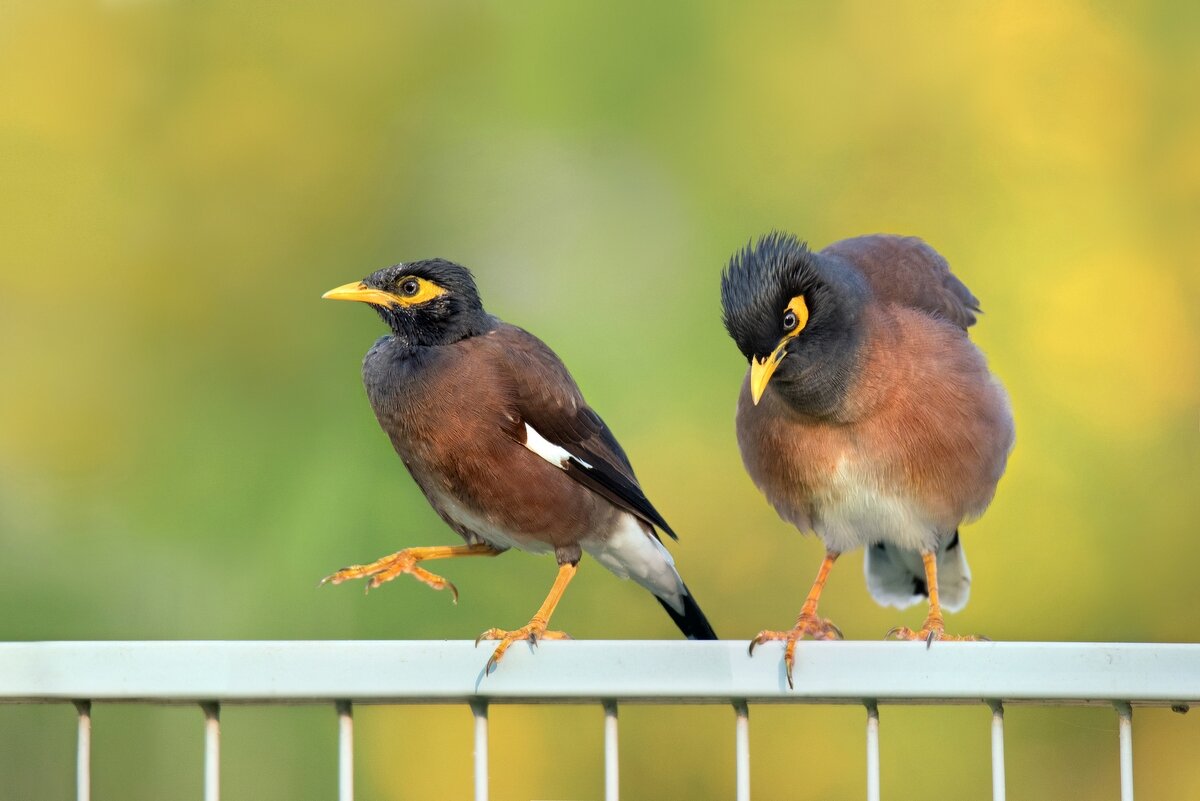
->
319;549;459;601
475;620;572;674
886;617;987;648
749;614;844;689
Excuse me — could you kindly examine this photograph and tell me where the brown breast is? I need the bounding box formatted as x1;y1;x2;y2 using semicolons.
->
736;304;1013;536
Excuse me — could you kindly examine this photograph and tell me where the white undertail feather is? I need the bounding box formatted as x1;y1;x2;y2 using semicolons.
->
583;513;687;613
864;538;971;613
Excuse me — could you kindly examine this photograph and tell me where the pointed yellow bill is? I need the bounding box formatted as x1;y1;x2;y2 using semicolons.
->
321;281;401;307
749;341;787;405
749;294;809;405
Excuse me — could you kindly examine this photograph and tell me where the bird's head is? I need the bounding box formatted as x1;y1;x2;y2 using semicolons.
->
323;259;493;346
721;232;868;413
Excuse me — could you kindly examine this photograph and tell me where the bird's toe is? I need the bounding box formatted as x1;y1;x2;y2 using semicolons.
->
748;615;843;689
476;622;571;673
886;621;986;646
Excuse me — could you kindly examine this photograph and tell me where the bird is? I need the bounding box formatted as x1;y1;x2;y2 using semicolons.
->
720;232;1013;686
320;258;717;671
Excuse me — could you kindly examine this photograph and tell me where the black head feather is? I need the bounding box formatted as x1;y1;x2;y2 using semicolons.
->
362;259;494;346
721;233;830;361
720;232;870;417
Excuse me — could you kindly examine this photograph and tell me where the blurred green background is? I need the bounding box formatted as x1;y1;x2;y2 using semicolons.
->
2;1;1198;799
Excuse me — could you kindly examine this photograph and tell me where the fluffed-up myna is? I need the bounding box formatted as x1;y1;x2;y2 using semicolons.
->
720;233;1013;685
322;259;717;670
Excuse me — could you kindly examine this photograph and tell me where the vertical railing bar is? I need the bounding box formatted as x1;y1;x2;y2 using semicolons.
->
73;700;91;801
337;701;354;801
733;700;750;801
987;700;1006;801
471;701;489;801
1115;702;1134;801
603;700;619;801
201;702;220;801
865;701;880;801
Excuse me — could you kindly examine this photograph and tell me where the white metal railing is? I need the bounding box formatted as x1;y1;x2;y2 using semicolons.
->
2;641;1196;801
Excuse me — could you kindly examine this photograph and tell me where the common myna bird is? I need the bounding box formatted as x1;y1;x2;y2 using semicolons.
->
721;233;1013;685
322;259;717;670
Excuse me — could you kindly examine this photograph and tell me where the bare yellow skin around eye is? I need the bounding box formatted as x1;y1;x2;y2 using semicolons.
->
749;294;809;405
783;294;809;336
395;277;448;306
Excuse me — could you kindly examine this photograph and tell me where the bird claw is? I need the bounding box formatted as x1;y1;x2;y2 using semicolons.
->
748;614;843;689
885;621;985;646
475;623;571;675
317;568;352;588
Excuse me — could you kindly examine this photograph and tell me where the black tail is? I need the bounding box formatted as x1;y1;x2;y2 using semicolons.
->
657;583;718;640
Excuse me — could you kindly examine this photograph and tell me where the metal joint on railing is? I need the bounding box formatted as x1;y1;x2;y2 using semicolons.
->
1114;701;1134;801
470;699;489;801
200;702;220;801
73;700;91;801
732;699;750;801
864;700;880;801
336;701;353;801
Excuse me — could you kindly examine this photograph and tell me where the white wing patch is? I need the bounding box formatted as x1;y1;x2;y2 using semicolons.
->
522;423;592;469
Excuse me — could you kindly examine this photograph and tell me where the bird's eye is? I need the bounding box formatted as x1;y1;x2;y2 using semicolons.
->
783;311;798;331
399;279;420;296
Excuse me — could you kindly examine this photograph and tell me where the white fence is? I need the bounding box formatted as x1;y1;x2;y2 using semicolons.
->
2;641;1197;801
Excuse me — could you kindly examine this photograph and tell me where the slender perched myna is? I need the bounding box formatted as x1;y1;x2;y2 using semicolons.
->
321;259;717;670
721;233;1013;684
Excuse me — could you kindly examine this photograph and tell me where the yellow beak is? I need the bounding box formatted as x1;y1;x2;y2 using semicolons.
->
749;341;788;405
321;281;401;307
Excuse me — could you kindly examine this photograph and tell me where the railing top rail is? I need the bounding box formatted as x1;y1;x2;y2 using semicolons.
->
2;641;1196;707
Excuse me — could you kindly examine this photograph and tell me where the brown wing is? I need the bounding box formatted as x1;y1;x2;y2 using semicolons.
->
821;235;980;330
486;323;678;539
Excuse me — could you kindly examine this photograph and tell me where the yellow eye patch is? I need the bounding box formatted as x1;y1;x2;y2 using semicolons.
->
393;276;448;306
782;294;809;337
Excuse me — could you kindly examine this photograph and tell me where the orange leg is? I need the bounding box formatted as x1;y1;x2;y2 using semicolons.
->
476;562;577;674
320;543;501;602
886;550;984;646
749;551;843;688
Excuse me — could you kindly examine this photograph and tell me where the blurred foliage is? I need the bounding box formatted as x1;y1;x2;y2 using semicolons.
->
2;1;1198;799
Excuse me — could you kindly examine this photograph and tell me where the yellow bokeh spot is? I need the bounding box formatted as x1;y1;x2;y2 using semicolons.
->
1027;252;1198;435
